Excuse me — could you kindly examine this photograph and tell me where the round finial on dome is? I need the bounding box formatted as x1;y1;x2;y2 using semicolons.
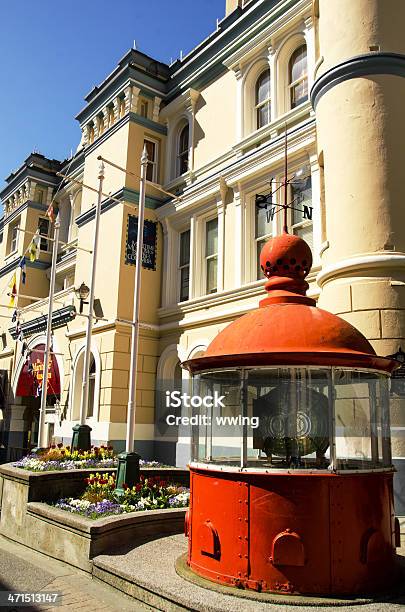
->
260;233;312;280
259;234;314;305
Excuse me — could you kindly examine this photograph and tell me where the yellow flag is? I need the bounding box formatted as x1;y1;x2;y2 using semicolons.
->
8;273;17;308
29;231;40;262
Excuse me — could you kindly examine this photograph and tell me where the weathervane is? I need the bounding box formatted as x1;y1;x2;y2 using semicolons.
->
255;126;313;233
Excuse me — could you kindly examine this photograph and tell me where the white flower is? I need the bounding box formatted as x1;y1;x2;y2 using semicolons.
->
69;499;91;510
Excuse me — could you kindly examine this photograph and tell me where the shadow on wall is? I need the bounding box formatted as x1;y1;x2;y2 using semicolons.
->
193;95;206;151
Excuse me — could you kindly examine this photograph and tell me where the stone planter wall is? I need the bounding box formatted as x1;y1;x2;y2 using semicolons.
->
25;503;186;572
0;463;189;570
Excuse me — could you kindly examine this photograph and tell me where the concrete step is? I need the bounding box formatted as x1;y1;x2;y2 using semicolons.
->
92;534;405;612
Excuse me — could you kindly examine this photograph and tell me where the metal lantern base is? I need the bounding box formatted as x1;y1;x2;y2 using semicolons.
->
115;451;141;494
71;424;92;451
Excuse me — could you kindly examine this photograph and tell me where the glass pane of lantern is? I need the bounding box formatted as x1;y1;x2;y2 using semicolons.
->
193;371;242;465
334;370;387;469
246;367;331;469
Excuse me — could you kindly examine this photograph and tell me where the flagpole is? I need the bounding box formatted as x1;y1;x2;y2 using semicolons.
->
72;160;105;451
36;216;60;449
116;146;148;492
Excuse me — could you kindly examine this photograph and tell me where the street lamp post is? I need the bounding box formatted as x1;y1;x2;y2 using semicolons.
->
116;146;148;492
72;160;105;451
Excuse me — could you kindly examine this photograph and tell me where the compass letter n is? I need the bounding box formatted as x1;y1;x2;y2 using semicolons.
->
303;205;313;220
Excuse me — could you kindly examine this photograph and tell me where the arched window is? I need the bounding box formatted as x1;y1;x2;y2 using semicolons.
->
288;45;308;109
71;348;100;421
177;124;189;176
255;69;271;129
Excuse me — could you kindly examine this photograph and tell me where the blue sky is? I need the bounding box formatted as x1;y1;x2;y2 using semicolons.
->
0;0;225;188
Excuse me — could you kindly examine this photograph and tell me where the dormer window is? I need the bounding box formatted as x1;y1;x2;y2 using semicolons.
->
177;124;189;176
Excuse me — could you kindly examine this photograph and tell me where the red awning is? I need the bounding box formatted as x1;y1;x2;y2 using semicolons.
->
16;344;61;397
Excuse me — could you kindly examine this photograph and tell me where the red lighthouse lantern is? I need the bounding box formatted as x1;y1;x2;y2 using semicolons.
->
183;234;400;596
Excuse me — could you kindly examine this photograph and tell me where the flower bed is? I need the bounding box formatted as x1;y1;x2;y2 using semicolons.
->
54;472;189;519
13;444;167;472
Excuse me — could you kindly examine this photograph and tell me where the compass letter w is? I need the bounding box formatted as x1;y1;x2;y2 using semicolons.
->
266;207;276;223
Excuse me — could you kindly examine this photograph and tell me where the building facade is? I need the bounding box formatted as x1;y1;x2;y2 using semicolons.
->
0;0;404;514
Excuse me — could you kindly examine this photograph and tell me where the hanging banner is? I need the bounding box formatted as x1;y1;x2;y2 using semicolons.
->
125;215;157;270
16;344;61;397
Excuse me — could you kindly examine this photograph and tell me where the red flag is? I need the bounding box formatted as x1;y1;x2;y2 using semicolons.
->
46;201;58;223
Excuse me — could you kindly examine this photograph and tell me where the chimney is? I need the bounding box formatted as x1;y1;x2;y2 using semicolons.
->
225;0;242;16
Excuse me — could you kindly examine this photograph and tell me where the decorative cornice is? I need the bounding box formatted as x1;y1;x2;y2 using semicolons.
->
9;305;76;339
0;255;49;279
76;187;165;228
311;53;405;110
129;112;167;135
317;252;405;288
81;111;167;159
4;201;48;226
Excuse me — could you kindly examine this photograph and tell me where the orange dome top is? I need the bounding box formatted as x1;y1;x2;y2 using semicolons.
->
184;234;397;374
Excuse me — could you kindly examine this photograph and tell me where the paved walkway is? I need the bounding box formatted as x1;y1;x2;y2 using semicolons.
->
0;532;404;612
0;535;150;611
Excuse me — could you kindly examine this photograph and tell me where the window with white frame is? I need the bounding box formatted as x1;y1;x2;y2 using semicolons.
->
177;124;189;176
255;69;271;129
205;218;218;294
179;229;190;302
8;220;19;254
144;139;158;182
37;217;50;251
290;163;313;249
255;187;275;279
289;45;308;109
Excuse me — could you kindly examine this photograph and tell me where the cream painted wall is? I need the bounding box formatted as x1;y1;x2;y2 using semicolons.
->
193;71;237;170
82;124;130;212
317;0;405;76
